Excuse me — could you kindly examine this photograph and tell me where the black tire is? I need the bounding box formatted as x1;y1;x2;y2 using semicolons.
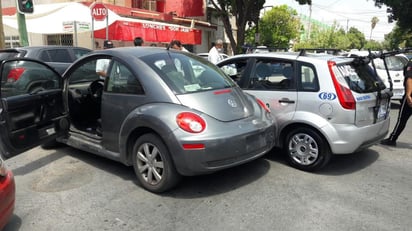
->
284;127;331;172
132;134;181;193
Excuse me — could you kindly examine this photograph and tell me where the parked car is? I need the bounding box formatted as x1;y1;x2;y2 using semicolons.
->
373;54;408;100
0;46;92;95
0;155;15;230
217;51;392;171
0;46;92;74
0;47;276;193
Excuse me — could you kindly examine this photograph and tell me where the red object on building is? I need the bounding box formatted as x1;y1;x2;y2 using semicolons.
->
93;20;202;44
161;0;204;17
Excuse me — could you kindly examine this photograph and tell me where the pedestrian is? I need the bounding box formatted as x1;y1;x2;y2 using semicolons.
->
96;40;114;78
380;59;412;146
134;37;144;46
169;40;189;52
208;39;223;64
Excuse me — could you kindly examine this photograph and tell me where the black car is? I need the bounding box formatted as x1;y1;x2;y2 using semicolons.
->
0;46;91;74
0;46;91;95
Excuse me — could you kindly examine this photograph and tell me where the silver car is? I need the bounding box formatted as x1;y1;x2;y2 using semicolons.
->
0;47;276;193
217;51;391;171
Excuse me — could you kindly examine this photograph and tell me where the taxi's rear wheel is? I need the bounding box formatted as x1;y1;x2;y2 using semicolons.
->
132;134;181;193
284;127;331;172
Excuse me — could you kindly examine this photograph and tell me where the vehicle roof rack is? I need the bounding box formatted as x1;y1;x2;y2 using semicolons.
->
297;48;342;56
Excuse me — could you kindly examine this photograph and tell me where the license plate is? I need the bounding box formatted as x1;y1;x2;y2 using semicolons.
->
393;89;404;96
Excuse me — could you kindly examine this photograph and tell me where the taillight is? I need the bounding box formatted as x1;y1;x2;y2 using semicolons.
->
176;112;206;133
256;98;271;113
7;67;26;83
328;61;356;110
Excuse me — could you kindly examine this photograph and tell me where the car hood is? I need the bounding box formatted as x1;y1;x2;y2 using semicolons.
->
176;87;254;122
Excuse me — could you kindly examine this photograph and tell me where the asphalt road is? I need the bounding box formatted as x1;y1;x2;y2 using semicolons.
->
3;102;412;231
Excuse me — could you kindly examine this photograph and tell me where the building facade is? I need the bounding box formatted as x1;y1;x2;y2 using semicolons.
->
1;0;229;53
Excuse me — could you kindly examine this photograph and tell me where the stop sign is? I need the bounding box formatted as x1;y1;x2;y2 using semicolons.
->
90;3;108;21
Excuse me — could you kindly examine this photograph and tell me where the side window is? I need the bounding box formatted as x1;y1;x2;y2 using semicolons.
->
69;59;101;84
299;64;319;91
248;59;295;90
219;59;248;84
106;61;144;94
47;49;72;63
1;60;61;97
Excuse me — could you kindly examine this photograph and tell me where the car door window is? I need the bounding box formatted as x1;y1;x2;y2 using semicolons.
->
219;58;248;84
1;60;61;97
248;59;295;90
299;64;319;91
107;61;144;94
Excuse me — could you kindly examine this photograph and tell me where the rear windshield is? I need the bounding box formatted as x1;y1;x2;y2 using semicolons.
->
141;52;235;94
334;62;385;93
0;51;20;60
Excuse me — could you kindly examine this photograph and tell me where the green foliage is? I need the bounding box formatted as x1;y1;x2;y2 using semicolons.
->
210;0;266;54
374;0;412;32
258;5;300;48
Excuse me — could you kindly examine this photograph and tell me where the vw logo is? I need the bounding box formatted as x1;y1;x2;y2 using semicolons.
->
227;98;237;107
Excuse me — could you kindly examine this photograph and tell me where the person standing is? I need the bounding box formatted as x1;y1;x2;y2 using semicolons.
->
380;59;412;146
134;37;144;46
169;40;189;52
208;39;224;64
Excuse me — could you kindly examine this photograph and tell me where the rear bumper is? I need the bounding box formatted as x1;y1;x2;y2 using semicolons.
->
169;125;276;176
325;118;390;154
0;171;15;230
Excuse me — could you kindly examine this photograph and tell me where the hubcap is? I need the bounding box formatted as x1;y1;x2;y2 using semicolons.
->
288;133;319;165
136;142;164;185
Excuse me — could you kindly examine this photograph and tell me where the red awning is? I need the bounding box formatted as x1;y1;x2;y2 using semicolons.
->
94;20;202;45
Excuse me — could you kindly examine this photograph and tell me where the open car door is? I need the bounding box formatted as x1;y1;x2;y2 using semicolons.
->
0;58;68;159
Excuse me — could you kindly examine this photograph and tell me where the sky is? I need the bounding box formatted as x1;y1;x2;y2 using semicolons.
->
264;0;395;41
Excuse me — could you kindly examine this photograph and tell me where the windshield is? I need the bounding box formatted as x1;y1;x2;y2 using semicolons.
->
141;52;236;94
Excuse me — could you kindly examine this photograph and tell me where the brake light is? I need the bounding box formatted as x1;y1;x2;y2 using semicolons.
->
7;67;25;83
256;98;271;113
328;61;356;110
176;112;206;133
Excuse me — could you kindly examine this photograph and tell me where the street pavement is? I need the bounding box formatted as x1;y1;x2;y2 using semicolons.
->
3;102;412;231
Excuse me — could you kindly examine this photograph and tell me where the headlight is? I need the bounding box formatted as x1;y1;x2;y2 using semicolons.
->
0;156;7;176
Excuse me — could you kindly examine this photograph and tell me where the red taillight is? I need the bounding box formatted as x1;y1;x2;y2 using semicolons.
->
176;112;206;133
328;61;356;110
7;67;25;83
256;98;271;113
182;143;205;150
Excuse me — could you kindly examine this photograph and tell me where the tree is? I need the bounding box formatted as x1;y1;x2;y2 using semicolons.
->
347;27;366;50
209;0;311;54
258;5;300;48
374;0;412;32
209;0;265;55
370;16;379;40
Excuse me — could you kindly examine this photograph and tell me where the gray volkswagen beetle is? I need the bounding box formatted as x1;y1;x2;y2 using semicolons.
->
0;47;276;193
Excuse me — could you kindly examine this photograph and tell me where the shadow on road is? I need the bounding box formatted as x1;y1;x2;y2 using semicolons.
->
264;147;380;176
37;146;271;198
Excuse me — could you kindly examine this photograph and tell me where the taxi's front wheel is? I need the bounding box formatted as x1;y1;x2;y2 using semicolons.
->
132;133;181;193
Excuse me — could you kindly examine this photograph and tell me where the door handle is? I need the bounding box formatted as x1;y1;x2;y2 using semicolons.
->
278;98;295;104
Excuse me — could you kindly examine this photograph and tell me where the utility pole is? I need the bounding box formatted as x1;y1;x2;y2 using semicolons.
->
17;12;29;46
0;0;5;49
